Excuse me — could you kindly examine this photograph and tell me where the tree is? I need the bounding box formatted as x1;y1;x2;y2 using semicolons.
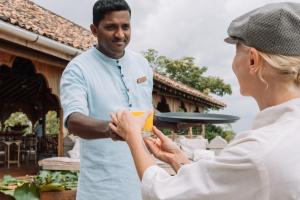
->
143;49;235;140
205;124;235;142
3;111;59;136
45;111;59;136
4;112;32;135
143;49;232;96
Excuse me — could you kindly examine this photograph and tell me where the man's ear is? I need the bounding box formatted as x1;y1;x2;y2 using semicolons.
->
90;24;97;36
249;48;262;76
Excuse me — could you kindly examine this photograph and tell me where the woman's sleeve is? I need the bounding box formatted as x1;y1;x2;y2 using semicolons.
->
141;143;269;200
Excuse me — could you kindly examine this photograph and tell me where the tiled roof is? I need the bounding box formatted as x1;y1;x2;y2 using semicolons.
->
153;72;226;108
0;0;225;108
0;0;96;50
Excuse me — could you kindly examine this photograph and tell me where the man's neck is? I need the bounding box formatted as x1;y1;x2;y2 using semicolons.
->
96;45;124;59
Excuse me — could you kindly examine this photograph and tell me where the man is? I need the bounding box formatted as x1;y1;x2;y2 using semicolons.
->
60;0;153;199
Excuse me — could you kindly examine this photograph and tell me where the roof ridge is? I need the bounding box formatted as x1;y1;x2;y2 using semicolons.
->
153;71;226;107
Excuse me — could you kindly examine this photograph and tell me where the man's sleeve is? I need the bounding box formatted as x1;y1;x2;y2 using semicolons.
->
60;63;89;127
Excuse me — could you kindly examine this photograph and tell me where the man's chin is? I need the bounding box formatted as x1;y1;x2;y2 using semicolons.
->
112;46;127;53
110;49;126;58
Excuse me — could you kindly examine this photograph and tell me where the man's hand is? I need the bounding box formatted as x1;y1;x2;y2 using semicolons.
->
144;126;190;172
109;129;125;141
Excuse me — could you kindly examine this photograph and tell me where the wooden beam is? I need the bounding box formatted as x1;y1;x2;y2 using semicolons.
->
6;79;37;101
0;39;68;68
0;79;27;98
13;87;38;102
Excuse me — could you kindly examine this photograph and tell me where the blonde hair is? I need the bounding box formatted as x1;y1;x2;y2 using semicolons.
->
238;42;300;88
257;51;300;85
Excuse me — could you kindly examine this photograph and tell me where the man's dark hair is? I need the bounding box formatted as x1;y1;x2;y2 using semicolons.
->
93;0;131;26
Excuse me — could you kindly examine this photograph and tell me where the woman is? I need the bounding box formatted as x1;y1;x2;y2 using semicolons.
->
110;2;300;200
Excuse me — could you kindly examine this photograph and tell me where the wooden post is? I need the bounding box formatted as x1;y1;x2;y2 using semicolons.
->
188;127;193;138
201;124;206;138
171;131;177;141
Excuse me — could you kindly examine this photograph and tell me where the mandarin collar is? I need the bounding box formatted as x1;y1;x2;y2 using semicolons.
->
92;46;127;66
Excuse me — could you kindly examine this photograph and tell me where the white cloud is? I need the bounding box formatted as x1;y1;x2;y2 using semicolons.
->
31;0;288;133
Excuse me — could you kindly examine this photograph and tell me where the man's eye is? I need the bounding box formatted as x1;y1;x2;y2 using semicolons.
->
105;26;115;30
122;25;130;30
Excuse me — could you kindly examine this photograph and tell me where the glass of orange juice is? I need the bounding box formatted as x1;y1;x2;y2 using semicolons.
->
131;111;153;137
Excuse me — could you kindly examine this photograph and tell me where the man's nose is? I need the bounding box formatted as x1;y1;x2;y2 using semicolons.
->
115;28;125;39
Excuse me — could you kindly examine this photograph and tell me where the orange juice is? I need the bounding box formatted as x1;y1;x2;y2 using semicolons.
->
131;111;153;133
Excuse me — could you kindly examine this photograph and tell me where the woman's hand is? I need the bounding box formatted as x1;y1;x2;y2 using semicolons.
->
109;110;156;179
144;127;190;172
109;110;152;142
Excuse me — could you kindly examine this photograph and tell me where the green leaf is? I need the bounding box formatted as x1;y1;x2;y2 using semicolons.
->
13;183;39;200
38;183;64;192
2;175;17;186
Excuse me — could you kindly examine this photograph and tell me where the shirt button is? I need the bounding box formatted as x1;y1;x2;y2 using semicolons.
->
121;74;124;78
129;104;132;107
118;66;121;69
127;88;130;92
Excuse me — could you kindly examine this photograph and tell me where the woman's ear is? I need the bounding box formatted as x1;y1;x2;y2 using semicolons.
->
249;48;262;76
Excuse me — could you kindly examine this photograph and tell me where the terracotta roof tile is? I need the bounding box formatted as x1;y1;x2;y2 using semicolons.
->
153;72;226;108
0;0;96;50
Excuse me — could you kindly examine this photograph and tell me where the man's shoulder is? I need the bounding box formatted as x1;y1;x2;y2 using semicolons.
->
126;49;152;74
71;48;95;63
126;49;148;63
65;48;95;70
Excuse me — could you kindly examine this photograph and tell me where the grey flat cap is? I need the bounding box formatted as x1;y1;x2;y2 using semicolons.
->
225;2;300;56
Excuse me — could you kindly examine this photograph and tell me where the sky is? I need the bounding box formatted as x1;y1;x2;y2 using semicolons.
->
31;0;297;133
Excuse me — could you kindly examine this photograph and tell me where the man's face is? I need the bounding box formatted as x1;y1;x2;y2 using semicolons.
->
91;10;131;59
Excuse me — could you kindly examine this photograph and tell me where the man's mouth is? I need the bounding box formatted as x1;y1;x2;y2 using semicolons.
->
113;41;126;46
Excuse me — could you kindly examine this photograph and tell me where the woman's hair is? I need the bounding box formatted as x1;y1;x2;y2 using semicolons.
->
257;51;300;85
239;42;300;88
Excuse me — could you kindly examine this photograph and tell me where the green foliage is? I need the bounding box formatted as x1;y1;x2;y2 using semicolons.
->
3;111;59;136
205;124;235;142
177;107;185;112
143;49;232;97
45;111;59;135
4;112;30;129
192;126;202;135
0;171;79;199
1;175;18;186
13;183;39;200
4;112;32;134
161;128;172;135
35;170;78;190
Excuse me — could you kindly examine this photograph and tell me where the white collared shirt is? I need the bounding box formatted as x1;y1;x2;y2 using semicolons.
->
142;98;300;200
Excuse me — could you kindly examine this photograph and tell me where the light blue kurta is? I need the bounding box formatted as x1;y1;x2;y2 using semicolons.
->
60;47;153;200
